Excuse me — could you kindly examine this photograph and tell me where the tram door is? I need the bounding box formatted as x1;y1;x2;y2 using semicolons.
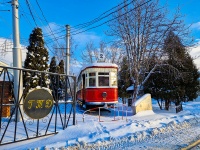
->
82;74;86;101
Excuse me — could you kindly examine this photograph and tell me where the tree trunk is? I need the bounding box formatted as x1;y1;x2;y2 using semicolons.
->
165;99;170;110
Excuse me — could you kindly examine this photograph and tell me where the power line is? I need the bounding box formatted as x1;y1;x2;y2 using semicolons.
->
71;0;134;32
18;9;65;37
25;0;65;42
19;4;34;28
24;0;65;54
26;0;37;27
45;34;66;44
18;1;65;49
0;10;10;11
0;1;11;4
71;0;153;35
24;0;56;55
35;0;62;48
43;29;65;37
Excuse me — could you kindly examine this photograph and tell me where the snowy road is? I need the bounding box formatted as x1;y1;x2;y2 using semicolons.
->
65;116;200;150
126;119;200;150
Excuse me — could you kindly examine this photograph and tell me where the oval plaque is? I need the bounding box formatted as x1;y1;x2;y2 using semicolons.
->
23;88;54;119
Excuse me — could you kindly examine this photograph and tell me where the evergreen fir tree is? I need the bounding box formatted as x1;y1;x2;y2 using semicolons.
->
164;31;199;101
182;54;199;101
118;56;132;103
144;31;199;111
58;60;65;74
49;56;59;100
49;56;57;73
23;27;49;92
163;31;186;109
58;60;65;95
49;57;57;86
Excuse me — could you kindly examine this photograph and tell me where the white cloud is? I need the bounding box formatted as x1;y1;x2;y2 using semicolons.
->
73;31;101;48
0;38;27;66
191;22;200;30
189;42;200;70
41;22;66;46
70;59;83;76
42;23;102;47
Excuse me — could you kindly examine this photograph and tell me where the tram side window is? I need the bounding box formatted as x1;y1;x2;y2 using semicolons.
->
111;72;117;86
98;72;109;86
82;74;86;89
89;72;96;87
84;73;88;87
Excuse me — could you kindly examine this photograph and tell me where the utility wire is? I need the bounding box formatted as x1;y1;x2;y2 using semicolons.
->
19;3;64;37
45;0;141;42
45;34;66;44
19;4;34;28
43;29;65;37
35;0;62;48
25;1;65;43
18;9;65;37
71;0;152;35
72;0;134;32
25;0;64;54
0;1;11;4
0;10;10;11
26;0;37;27
24;0;56;55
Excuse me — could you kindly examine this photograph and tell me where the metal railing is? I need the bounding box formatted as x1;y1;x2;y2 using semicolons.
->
0;66;76;145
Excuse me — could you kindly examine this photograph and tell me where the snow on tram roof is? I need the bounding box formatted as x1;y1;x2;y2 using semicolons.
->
77;62;118;76
82;62;118;70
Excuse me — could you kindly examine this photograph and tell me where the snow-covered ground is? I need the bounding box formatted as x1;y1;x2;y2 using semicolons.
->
1;96;200;150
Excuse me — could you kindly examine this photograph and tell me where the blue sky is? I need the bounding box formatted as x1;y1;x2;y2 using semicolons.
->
0;0;200;69
1;0;199;42
161;0;200;39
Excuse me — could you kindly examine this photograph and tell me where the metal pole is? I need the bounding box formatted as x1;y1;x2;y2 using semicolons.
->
12;0;23;122
65;25;70;75
73;77;76;125
99;107;100;122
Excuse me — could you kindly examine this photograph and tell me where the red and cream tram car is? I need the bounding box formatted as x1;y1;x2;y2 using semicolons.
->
77;62;118;109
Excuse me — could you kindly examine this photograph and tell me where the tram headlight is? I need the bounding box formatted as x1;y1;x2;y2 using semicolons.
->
102;92;107;98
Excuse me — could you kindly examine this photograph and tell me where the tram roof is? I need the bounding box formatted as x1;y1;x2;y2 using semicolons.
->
78;62;118;75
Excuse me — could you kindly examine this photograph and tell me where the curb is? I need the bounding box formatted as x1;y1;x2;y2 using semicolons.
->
182;139;200;150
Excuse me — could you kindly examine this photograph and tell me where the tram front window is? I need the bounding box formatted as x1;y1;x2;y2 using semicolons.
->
89;78;96;86
89;72;96;87
98;72;109;87
98;77;109;86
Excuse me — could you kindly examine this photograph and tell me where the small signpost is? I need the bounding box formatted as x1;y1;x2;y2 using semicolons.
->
176;103;183;113
23;88;54;119
98;53;105;62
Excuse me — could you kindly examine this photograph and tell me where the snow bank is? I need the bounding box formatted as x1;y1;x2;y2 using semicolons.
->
132;94;153;115
2;98;200;150
133;94;151;106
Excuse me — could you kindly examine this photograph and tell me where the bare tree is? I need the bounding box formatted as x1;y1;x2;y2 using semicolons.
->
81;41;97;63
52;36;78;75
53;37;77;63
81;40;124;65
53;43;65;62
107;0;190;104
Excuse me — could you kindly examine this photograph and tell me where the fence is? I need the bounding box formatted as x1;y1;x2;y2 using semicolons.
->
82;103;133;122
0;66;76;145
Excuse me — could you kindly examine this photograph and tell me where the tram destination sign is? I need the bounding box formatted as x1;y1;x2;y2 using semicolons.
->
23;88;54;119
